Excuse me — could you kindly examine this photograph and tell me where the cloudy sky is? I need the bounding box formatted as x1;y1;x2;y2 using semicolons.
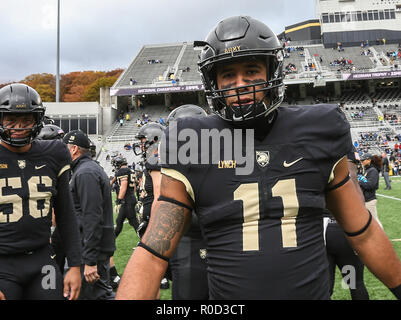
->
0;0;315;83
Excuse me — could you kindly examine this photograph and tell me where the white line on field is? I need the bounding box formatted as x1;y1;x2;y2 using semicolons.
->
377;193;401;201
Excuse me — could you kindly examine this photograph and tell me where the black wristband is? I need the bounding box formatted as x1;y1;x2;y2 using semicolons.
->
344;210;373;237
137;241;169;262
390;284;401;300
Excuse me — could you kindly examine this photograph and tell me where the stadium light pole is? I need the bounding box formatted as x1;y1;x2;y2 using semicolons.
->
56;0;60;102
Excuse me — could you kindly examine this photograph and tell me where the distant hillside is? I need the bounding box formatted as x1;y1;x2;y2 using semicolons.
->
0;69;124;102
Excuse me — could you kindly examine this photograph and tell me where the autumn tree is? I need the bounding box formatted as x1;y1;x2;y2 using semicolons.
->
105;68;124;78
23;73;55;90
35;84;55;102
83;76;118;102
61;70;121;102
1;68;123;102
63;85;86;102
21;73;56;101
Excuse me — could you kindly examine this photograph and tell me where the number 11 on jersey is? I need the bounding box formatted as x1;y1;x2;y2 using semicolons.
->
234;179;299;251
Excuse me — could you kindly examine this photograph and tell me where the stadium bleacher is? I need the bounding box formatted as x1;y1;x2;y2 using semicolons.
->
176;43;201;82
307;46;374;71
116;44;184;86
102;40;401;171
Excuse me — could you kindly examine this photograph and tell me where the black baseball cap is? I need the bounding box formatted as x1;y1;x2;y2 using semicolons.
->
360;152;373;161
63;130;91;149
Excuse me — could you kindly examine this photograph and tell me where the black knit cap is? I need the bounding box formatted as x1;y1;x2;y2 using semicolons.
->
63;130;90;149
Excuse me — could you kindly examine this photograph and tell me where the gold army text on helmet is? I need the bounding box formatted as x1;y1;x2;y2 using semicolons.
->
0;83;45;146
195;16;285;126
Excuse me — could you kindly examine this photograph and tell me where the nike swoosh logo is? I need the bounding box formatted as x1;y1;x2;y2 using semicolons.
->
283;158;303;168
50;254;56;259
232;111;252;121
35;165;46;170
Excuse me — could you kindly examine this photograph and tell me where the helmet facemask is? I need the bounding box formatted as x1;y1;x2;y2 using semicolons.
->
0;110;45;147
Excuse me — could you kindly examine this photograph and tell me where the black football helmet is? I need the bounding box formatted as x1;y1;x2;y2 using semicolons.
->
36;124;65;141
196;16;285;126
0;83;45;146
113;156;128;170
134;122;165;158
166;104;207;125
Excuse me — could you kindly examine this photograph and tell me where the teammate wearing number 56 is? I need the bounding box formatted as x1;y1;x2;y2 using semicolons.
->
116;16;401;300
0;84;82;300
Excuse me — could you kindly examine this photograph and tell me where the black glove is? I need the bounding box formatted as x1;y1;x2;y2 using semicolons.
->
116;198;125;205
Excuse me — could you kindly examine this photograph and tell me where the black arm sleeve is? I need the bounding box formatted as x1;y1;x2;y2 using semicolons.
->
54;170;82;267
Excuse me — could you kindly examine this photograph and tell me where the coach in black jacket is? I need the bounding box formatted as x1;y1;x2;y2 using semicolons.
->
64;130;116;300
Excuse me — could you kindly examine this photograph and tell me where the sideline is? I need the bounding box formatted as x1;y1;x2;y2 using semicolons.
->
377;193;401;202
376;192;401;242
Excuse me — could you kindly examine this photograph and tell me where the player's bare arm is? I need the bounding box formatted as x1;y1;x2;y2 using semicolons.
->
326;156;401;289
118;177;128;199
142;172;193;256
110;175;116;187
116;174;192;299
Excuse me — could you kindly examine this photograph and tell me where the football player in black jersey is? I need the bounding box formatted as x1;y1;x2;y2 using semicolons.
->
107;156;136;289
36;124;67;275
113;156;139;237
166;104;209;300
116;16;401;300
133;122;170;293
0;84;82;300
134;123;165;239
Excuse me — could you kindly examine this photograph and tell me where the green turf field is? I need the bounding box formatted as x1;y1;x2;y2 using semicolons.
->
113;176;401;300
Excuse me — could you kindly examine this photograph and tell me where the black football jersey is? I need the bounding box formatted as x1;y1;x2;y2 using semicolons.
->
0;140;71;254
140;161;160;206
115;167;136;203
161;104;352;299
